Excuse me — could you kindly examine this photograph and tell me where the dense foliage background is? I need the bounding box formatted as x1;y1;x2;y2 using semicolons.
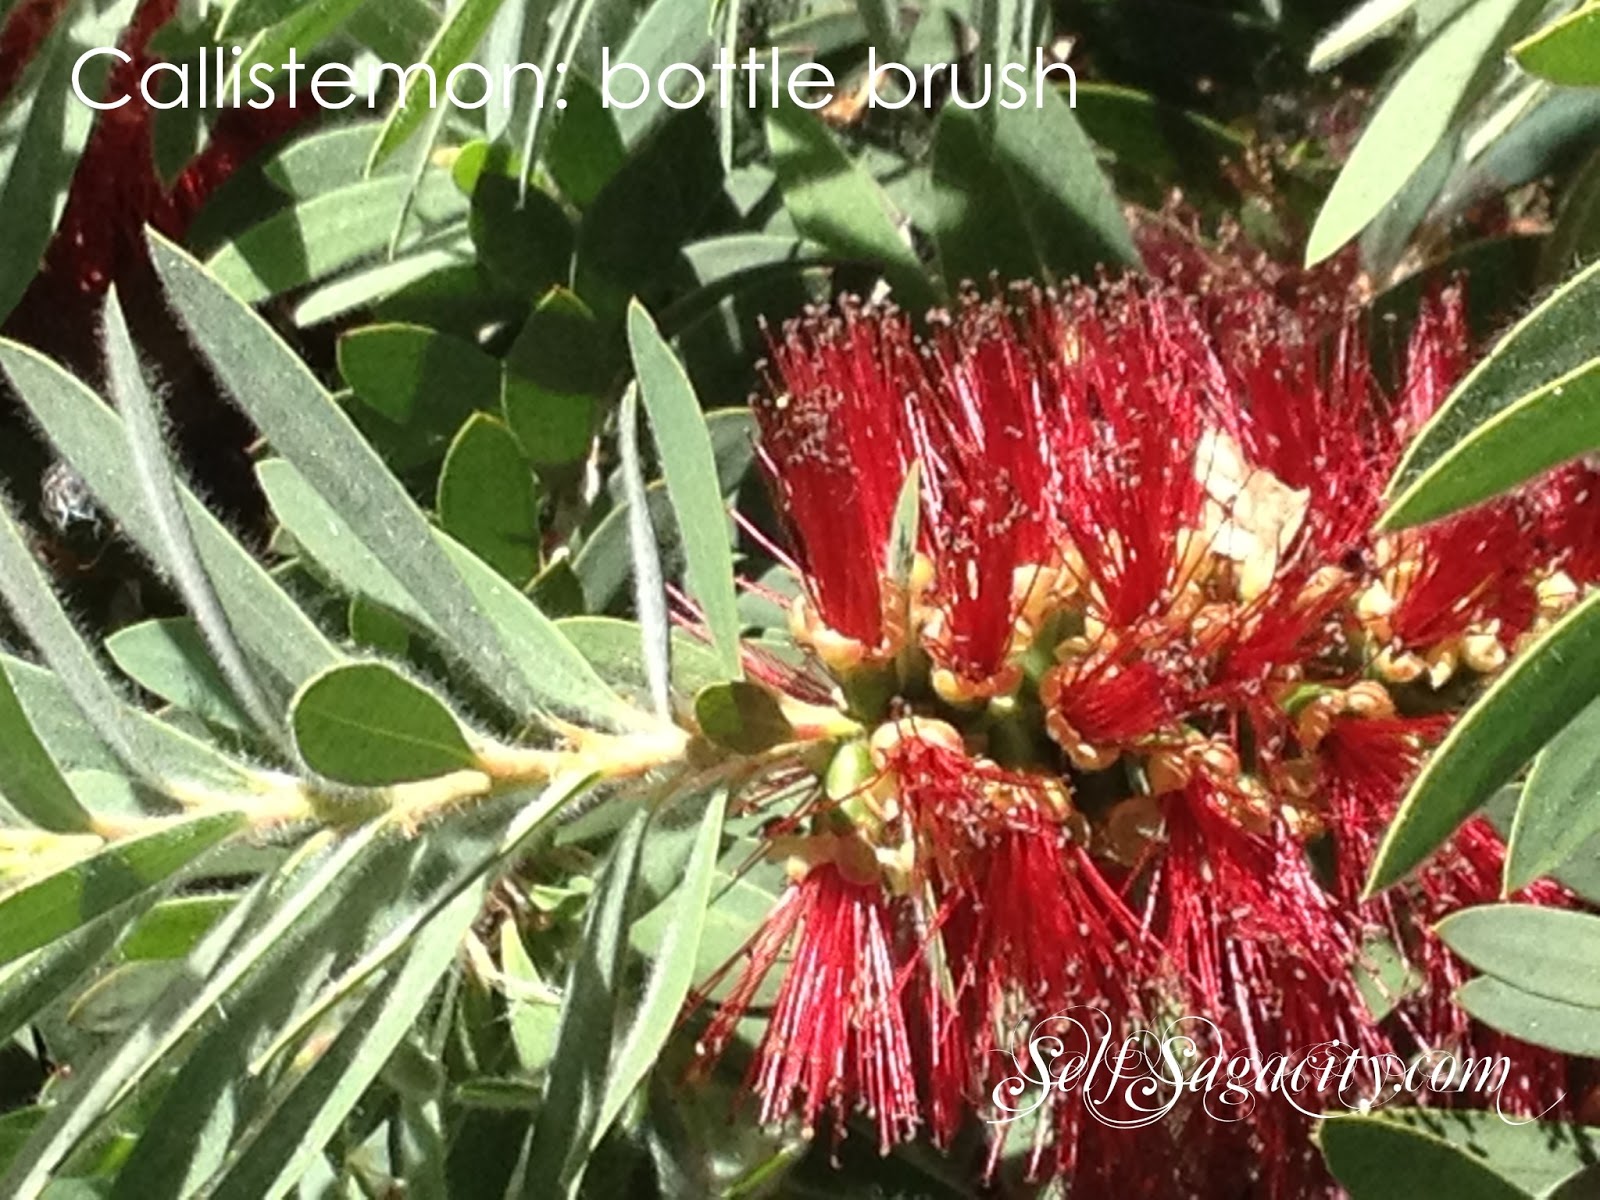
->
2;0;1600;1196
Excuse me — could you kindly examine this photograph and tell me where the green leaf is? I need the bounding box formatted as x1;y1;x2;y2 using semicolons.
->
1436;904;1600;1007
571;408;756;615
258;457;642;732
766;105;935;310
197;886;483;1200
110;619;252;735
1320;1114;1529;1199
1456;976;1600;1055
618;384;672;720
263;122;389;197
1366;589;1600;893
121;896;237;961
1543;144;1600;279
627;302;744;682
466;145;575;296
502;287;607;468
1346;1109;1600;1196
339;321;500;428
1384;253;1600;525
0;657;91;833
0;339;341;695
1306;0;1533;266
1309;0;1423;71
229;0;372;96
437;415;541;585
0;898;152;1049
525;809;649;1197
104;288;284;748
0;492;160;784
694;684;794;755
556;617;729;699
573;107;725;321
0;6;117;322
0;810;244;974
0;654;266;803
930;93;1138;287
546;74;626;206
291;663;476;786
68;960;181;1036
367;0;510;169
206;174;466;303
150;232;631;729
593;788;728;1147
1505;692;1600;889
1513;3;1600;87
1380;357;1600;528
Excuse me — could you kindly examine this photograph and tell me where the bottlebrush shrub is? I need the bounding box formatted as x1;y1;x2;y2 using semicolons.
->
0;233;1596;1199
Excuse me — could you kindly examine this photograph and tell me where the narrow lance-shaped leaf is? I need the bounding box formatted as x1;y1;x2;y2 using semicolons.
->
524;809;650;1197
627;302;744;682
104;288;286;748
197;885;484;1200
367;0;509;169
1306;0;1532;266
766;106;937;311
0;811;247;972
0;490;153;787
592;787;728;1147
1505;692;1600;892
0;338;341;695
1366;589;1600;893
1383;254;1600;526
147;232;638;731
618;384;672;720
0;824;387;1196
0;658;92;833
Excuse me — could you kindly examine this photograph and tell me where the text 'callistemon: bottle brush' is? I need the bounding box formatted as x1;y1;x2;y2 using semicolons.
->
694;276;1599;1197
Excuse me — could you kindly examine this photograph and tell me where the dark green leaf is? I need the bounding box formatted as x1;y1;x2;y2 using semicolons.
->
291;663;476;786
0;655;91;832
0;810;243;973
546;75;626;206
767;105;935;310
694;683;794;755
437;414;541;585
502;287;607;467
466;145;575;296
1513;4;1600;87
930;93;1137;287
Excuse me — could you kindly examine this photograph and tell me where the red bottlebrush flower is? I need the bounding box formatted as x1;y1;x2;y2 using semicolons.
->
707;274;1593;1196
697;862;920;1152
